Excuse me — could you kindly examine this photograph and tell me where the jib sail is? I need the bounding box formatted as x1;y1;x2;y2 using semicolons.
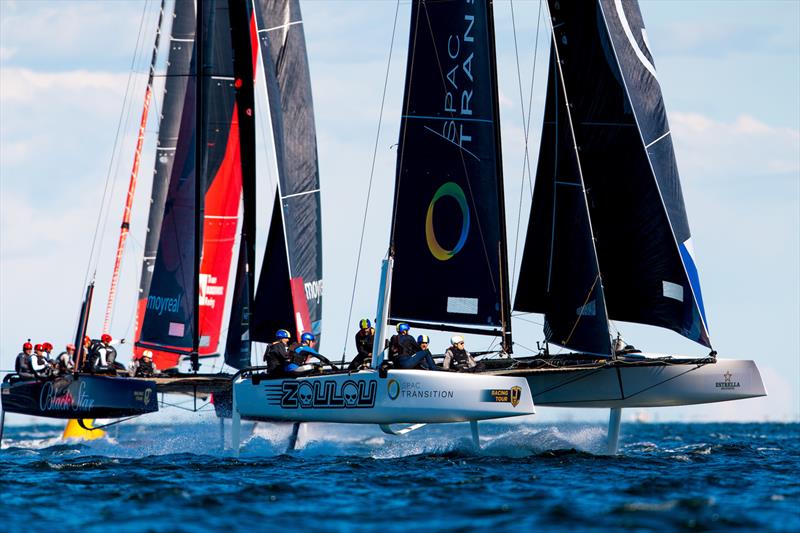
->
514;0;710;350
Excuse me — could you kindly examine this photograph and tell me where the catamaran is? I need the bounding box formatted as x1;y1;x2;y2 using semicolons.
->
348;0;765;453
228;0;535;452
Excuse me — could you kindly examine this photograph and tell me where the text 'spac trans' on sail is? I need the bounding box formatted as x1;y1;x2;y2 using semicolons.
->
389;0;510;336
514;0;710;351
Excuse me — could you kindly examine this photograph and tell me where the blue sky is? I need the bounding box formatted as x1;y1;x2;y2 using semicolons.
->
0;0;798;423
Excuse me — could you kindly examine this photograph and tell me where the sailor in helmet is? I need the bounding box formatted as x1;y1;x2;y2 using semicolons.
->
30;344;53;378
443;335;478;371
390;326;440;371
291;332;320;366
15;341;35;379
265;329;292;373
131;349;157;377
348;318;375;371
54;344;76;376
388;323;416;360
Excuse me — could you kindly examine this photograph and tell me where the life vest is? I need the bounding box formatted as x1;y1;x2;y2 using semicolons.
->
448;347;470;368
135;359;155;377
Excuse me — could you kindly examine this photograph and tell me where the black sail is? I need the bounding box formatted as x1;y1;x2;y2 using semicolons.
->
251;0;323;343
515;50;612;356
515;0;710;349
389;0;510;336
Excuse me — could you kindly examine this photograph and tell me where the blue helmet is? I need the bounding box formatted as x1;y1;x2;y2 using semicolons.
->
359;318;372;329
417;334;430;344
397;323;410;333
301;332;315;343
276;329;290;340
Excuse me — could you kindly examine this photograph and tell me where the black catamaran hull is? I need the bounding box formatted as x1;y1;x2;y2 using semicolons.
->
1;374;158;419
491;358;765;408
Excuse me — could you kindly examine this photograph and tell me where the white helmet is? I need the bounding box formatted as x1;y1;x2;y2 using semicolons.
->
450;335;464;346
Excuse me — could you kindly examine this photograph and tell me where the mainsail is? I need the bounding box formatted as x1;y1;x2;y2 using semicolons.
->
138;0;253;368
388;0;510;340
515;0;711;351
249;0;323;347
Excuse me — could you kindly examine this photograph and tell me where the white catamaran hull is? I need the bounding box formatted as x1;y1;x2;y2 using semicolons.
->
233;369;534;424
498;358;765;408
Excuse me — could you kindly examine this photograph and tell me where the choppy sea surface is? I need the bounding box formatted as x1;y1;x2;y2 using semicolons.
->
1;420;797;532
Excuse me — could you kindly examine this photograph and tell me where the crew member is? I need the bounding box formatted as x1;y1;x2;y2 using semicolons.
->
393;330;440;371
131;350;157;377
30;344;53;378
80;335;94;372
443;335;478;371
89;334;123;372
388;323;420;360
265;329;292;373
54;344;75;376
14;342;35;379
291;332;320;366
349;319;374;371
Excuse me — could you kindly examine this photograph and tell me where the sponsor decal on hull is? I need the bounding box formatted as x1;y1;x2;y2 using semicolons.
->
39;381;95;412
481;386;523;407
386;379;455;400
715;371;741;391
267;379;377;409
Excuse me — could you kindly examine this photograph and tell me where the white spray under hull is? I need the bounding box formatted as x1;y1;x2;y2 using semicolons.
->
491;358;766;408
233;369;534;424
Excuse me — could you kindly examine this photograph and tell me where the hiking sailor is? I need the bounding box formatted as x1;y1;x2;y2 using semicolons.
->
348;319;374;371
388;323;419;360
264;329;292;373
14;341;35;379
88;334;123;372
130;349;157;377
291;332;320;366
30;344;53;378
54;344;75;376
443;335;478;371
390;326;440;371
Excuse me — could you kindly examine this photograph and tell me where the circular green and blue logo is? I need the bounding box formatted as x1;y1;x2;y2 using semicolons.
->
425;182;470;261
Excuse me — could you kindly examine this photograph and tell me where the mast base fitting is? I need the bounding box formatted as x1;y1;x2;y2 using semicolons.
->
379;361;393;379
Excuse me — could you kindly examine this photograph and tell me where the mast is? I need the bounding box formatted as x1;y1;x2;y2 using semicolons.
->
102;0;167;335
191;0;210;372
485;0;512;353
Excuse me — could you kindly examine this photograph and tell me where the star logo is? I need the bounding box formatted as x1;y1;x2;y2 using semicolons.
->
724;371;732;383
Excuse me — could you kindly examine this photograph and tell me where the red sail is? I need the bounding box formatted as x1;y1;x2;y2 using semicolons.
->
198;103;243;357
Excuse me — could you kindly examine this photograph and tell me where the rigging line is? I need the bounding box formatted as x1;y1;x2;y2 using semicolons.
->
341;0;402;362
80;0;153;302
510;0;544;297
417;1;499;294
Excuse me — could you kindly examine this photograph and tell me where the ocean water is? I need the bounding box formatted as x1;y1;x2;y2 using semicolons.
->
1;420;797;532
